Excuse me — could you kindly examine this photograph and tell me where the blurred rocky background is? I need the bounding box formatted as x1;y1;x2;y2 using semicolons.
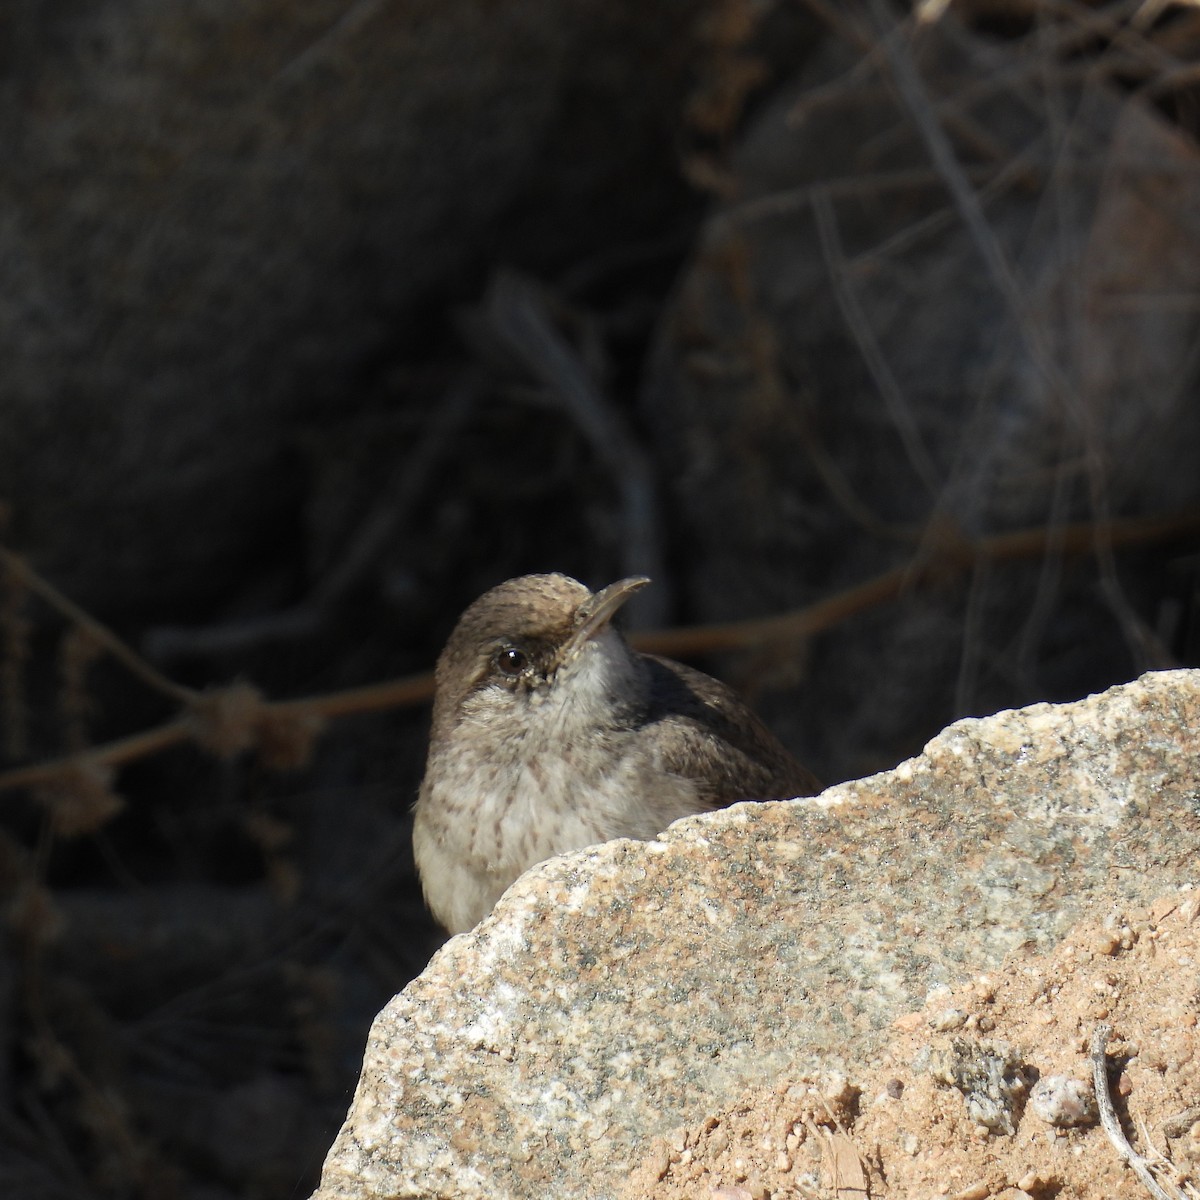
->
1;1;1198;1196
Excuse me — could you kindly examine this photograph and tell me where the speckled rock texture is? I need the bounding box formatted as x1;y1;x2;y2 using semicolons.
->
311;669;1200;1200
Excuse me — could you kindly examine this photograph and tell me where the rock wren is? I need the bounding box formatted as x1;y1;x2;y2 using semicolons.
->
413;573;820;933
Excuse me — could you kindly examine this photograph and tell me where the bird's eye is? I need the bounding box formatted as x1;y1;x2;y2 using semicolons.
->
494;646;528;677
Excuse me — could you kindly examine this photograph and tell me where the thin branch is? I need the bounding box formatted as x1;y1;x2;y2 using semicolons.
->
1091;1024;1186;1200
272;0;390;87
793;410;921;544
0;673;436;796
1049;0;1183;81
864;0;1070;404
811;186;944;498
714;163;1017;232
794;0;872;47
862;0;1155;671
0;508;1195;796
143;608;323;662
860;0;1101;458
312;381;480;609
954;558;991;715
144;379;480;661
845;146;1044;273
634;509;1200;659
0;546;196;706
485;270;667;626
270;672;435;720
0;723;193;792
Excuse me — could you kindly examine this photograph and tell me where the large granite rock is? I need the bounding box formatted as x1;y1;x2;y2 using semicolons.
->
311;667;1200;1199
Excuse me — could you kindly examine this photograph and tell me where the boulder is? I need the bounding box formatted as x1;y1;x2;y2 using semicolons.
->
311;667;1200;1199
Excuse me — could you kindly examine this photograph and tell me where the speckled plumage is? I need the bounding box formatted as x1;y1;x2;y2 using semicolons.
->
413;573;819;933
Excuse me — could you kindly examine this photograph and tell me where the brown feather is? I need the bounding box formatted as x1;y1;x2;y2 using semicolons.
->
641;655;821;805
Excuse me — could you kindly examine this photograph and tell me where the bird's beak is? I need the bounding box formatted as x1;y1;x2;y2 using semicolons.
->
558;576;650;665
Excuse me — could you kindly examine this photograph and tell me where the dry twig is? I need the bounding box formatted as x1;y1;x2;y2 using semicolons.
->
811;186;943;497
272;0;389;86
862;0;1165;667
0;672;434;796
0;508;1194;797
144;379;479;660
0;546;196;706
1091;1023;1187;1200
634;510;1200;659
484;270;667;625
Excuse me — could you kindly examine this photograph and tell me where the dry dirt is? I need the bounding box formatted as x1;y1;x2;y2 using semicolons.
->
620;889;1200;1200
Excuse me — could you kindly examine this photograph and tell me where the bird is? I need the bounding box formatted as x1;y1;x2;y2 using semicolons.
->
412;572;820;933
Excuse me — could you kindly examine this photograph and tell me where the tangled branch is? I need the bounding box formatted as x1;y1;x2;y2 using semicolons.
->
0;508;1195;800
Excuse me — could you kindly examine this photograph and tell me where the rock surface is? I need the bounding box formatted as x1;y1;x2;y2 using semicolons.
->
311;668;1200;1199
618;888;1200;1198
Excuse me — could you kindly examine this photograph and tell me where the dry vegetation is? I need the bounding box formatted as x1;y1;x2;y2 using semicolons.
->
1;1;1200;1198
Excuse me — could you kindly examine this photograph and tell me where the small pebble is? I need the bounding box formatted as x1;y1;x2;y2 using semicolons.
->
822;1072;858;1115
647;1143;670;1181
1016;1170;1058;1194
931;1007;969;1032
948;1183;990;1200
1029;1075;1097;1128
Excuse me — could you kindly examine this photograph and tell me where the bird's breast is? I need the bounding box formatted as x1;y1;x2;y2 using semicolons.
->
419;733;627;871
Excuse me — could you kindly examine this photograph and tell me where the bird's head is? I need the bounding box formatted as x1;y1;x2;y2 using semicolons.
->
430;572;650;736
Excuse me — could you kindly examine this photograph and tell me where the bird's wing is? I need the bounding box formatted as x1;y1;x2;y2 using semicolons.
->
642;655;821;806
